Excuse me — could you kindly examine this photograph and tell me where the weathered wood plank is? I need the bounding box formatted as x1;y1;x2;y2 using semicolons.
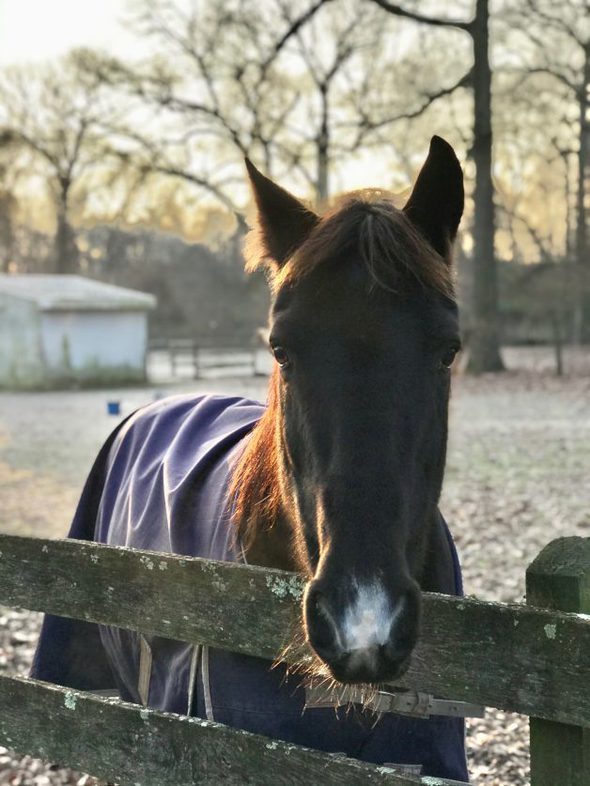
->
527;537;590;786
0;675;463;786
1;534;590;726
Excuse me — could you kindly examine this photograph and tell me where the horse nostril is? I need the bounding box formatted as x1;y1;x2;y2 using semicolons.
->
304;584;343;661
379;639;413;670
378;627;410;665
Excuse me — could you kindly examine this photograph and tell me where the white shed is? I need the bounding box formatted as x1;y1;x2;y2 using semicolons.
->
0;275;156;388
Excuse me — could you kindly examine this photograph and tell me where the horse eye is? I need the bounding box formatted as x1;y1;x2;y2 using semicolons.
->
271;345;290;368
440;347;459;369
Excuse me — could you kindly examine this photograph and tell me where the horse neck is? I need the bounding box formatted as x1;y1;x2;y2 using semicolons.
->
230;371;300;572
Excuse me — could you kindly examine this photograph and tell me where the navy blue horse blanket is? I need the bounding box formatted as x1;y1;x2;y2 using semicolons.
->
32;393;469;782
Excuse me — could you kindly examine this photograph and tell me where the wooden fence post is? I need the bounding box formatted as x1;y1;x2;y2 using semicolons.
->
527;536;590;785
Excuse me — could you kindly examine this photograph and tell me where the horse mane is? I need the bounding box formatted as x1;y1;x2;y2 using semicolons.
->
229;369;284;554
232;189;455;551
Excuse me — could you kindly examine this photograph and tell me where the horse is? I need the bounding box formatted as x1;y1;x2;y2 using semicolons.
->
32;136;468;781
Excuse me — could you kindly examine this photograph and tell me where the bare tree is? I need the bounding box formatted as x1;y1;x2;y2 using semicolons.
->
494;79;575;262
86;0;450;212
84;0;340;219
368;0;504;373
0;52;113;274
506;0;590;338
263;0;417;203
524;0;590;274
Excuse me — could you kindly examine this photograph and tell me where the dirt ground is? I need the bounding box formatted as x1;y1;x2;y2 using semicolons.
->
1;346;589;785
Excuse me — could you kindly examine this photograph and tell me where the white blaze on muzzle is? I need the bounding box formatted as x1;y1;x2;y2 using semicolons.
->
341;579;399;653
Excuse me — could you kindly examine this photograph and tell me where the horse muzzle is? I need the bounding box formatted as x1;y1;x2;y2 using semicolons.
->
304;578;421;684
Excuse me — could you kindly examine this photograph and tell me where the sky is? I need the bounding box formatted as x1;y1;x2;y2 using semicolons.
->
0;0;139;66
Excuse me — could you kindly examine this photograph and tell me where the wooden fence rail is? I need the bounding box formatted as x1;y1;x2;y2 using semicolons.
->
0;533;589;784
1;676;456;786
1;534;590;726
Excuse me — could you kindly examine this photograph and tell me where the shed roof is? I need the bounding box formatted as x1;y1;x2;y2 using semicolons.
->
0;275;156;312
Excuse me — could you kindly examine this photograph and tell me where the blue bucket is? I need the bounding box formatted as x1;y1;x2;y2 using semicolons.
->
107;401;121;416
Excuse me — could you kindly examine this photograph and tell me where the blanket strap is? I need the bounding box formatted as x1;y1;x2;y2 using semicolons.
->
138;635;153;706
187;644;201;716
305;684;485;719
201;645;214;721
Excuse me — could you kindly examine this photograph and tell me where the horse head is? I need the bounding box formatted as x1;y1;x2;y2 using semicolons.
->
233;137;464;684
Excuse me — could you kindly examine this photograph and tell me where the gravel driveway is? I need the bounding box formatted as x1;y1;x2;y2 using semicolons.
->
1;351;589;785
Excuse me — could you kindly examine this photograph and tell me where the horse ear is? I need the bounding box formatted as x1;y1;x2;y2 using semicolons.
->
403;136;464;262
245;158;319;269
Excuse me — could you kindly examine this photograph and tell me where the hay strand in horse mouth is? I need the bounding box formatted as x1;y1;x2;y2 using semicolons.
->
275;622;392;720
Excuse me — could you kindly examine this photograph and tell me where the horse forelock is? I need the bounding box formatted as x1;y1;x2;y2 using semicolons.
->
245;190;455;300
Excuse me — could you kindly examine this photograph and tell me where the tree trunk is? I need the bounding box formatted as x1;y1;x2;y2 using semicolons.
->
0;163;15;273
316;86;330;204
574;44;590;342
575;46;590;271
54;185;78;275
0;193;14;274
550;312;564;377
466;0;504;373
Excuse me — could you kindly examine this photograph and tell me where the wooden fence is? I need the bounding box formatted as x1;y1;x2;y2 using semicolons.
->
0;533;589;784
149;338;264;379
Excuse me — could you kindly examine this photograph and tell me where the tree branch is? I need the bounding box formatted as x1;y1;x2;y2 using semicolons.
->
367;0;472;33
346;69;472;148
260;0;336;75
